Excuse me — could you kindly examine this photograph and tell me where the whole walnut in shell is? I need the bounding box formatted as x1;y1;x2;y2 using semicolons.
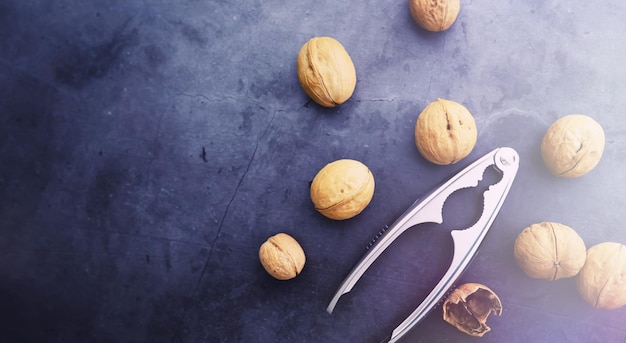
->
259;233;306;280
297;37;356;107
577;242;626;310
442;283;502;337
541;114;605;178
310;159;375;220
408;0;460;32
414;98;477;165
514;222;586;280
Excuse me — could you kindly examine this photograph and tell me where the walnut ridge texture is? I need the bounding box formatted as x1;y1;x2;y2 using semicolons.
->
297;37;356;107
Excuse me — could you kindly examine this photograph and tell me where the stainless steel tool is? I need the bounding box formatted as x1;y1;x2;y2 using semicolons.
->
326;147;519;343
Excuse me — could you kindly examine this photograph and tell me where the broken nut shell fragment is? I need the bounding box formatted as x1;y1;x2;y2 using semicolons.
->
442;283;502;337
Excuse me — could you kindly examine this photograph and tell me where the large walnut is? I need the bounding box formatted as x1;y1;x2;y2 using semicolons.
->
541;114;605;178
297;37;356;107
259;233;306;280
414;98;477;165
577;242;626;310
310;159;375;220
408;0;460;32
514;222;586;280
442;283;502;337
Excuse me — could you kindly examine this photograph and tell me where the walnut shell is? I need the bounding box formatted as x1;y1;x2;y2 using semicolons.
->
408;0;461;32
310;159;375;220
541;114;605;178
296;37;356;107
442;283;502;337
514;222;586;280
577;242;626;310
259;233;306;280
414;98;477;165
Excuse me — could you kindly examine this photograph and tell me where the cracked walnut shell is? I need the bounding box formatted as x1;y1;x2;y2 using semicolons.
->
297;37;356;107
259;233;306;280
541;114;605;178
414;98;477;165
442;283;502;337
514;222;586;280
409;0;460;32
310;159;375;220
577;242;626;310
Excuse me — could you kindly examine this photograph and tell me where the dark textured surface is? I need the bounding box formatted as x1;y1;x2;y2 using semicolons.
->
2;1;626;342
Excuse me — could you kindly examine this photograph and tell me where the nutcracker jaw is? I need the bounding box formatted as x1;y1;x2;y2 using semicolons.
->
326;147;519;343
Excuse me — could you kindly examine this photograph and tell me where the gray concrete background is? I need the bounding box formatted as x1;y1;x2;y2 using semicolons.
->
1;1;625;342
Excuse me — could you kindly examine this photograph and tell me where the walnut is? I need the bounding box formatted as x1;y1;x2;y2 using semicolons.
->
310;159;375;220
442;283;502;337
514;222;587;280
414;98;477;165
296;37;356;107
408;0;461;32
259;233;306;280
541;114;605;178
577;242;626;310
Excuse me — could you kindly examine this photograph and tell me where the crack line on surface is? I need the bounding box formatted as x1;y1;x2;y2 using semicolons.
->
475;107;549;129
422;63;435;107
169;109;278;342
355;97;400;103
173;90;238;103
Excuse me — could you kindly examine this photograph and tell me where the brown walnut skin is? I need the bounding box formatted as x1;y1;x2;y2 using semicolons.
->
408;0;461;32
297;37;356;107
442;283;502;337
577;242;626;310
259;233;306;280
541;114;605;178
310;159;375;220
513;222;587;280
415;98;477;165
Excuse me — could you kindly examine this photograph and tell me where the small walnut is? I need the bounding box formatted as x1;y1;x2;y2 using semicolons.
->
408;0;461;32
442;283;502;337
310;159;375;220
297;37;356;107
541;114;605;178
577;242;626;310
259;233;306;280
414;98;477;165
514;222;586;280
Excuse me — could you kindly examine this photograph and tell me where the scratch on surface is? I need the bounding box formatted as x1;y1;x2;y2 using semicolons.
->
204;108;277;254
169;109;278;342
355;97;400;103
173;89;238;103
475;107;548;129
172;88;266;110
422;61;435;107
